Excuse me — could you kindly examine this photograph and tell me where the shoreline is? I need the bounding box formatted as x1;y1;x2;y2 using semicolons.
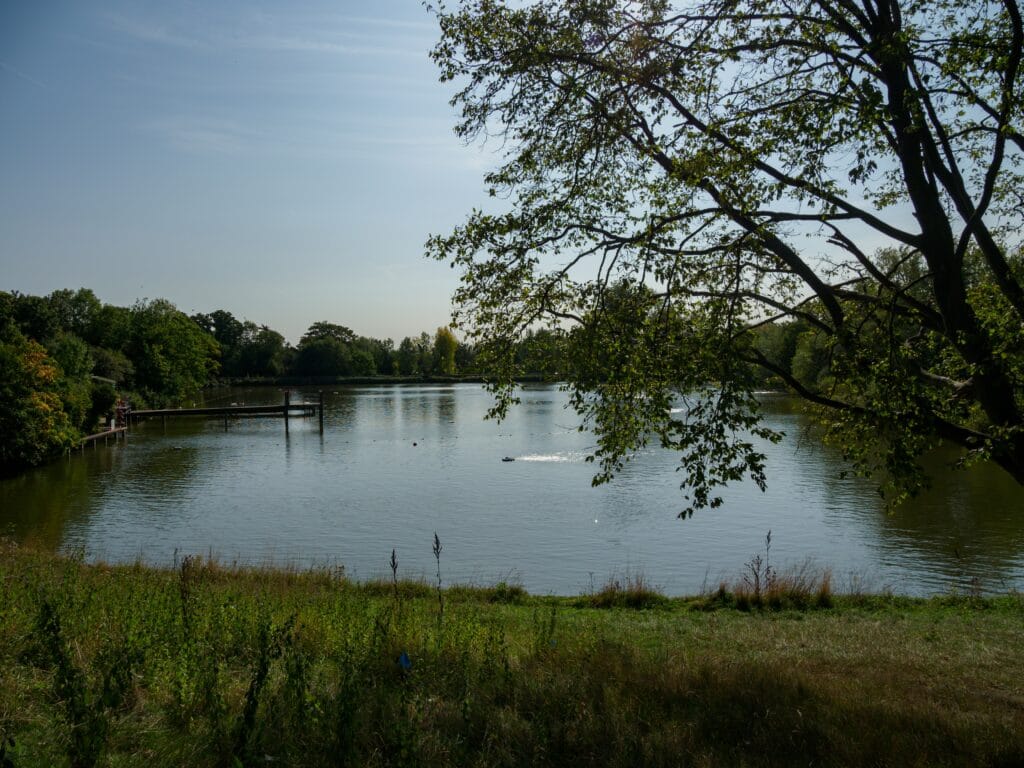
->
3;544;1022;766
4;539;1018;609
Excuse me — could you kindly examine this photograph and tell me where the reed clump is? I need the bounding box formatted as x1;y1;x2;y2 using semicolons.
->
696;532;834;612
1;540;1022;767
578;572;670;609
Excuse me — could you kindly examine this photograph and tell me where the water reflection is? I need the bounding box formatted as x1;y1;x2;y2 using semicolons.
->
1;384;1022;595
400;390;431;431
843;451;1024;591
0;451;107;547
438;391;456;426
0;427;207;549
328;390;358;431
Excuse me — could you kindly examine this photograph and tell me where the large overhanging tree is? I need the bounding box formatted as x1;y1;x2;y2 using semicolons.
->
427;0;1024;516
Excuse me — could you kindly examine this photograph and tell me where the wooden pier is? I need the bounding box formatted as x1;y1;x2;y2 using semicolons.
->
78;426;128;449
129;391;325;434
130;404;317;419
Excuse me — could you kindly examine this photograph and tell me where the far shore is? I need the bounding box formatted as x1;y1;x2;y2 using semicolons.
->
206;373;553;387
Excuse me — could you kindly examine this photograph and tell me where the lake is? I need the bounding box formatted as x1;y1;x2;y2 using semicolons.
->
2;383;1023;595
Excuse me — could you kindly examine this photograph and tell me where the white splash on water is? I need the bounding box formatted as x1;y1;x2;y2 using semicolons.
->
517;451;587;463
518;454;569;462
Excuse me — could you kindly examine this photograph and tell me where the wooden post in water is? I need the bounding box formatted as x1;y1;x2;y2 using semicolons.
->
318;390;324;434
284;390;290;435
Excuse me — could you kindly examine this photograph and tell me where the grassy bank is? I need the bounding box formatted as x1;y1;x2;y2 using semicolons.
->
1;543;1022;767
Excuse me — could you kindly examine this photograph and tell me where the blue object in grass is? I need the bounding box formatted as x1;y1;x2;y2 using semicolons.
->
398;651;412;671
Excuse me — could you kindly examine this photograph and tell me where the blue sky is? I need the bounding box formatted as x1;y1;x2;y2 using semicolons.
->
0;1;490;343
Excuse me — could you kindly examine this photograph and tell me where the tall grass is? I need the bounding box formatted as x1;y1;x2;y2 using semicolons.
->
1;539;1022;767
580;571;669;609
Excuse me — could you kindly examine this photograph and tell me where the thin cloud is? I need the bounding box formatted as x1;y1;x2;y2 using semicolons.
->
0;60;47;89
335;15;437;31
105;11;431;58
232;35;428;58
319;133;496;171
104;14;207;49
262;69;439;92
147;118;258;155
334;133;458;148
143;116;474;164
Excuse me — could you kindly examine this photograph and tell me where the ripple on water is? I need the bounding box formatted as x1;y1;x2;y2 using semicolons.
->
2;385;1023;595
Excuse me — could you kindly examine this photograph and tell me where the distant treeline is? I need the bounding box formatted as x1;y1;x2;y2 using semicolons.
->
1;286;824;473
0;288;573;472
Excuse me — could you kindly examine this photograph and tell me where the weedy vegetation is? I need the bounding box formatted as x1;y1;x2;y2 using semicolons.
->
1;538;1022;767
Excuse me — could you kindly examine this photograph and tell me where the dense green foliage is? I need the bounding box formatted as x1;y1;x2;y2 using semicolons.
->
288;322;385;377
127;299;220;406
0;290;222;472
1;286;506;472
433;326;459;375
1;544;1022;767
429;0;1024;513
0;330;77;471
191;310;287;378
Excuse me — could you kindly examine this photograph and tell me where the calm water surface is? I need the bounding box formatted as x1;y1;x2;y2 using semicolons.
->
2;384;1023;595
